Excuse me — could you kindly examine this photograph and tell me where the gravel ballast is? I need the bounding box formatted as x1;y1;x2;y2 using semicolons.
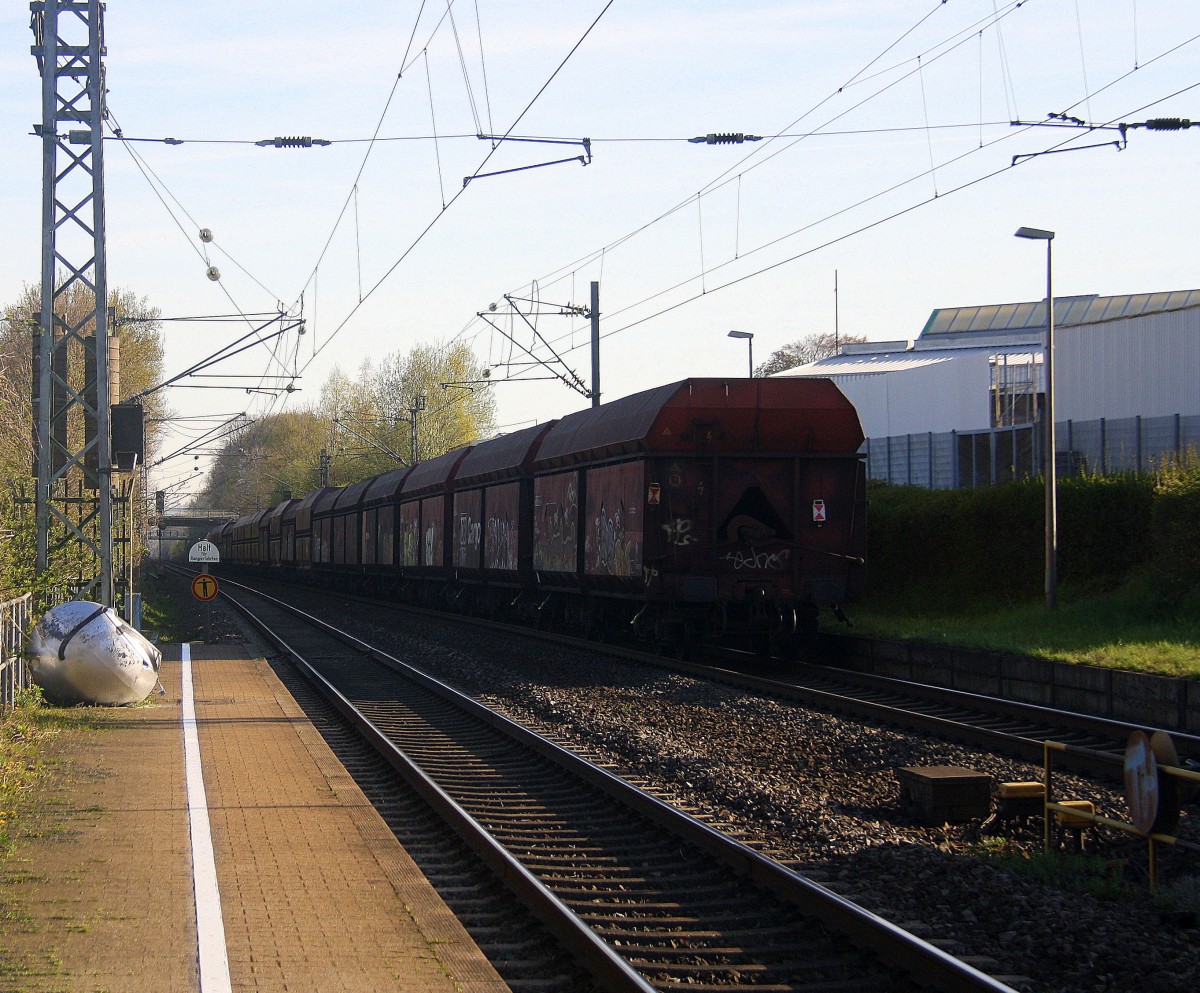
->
206;580;1200;993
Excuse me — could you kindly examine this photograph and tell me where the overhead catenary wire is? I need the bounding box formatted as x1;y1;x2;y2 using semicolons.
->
288;0;477;313
292;0;616;380
552;82;1200;355
108;112;307;404
98;2;1196;484
464;7;1199;381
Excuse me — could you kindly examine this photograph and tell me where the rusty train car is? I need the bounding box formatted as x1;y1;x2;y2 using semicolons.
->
209;377;867;656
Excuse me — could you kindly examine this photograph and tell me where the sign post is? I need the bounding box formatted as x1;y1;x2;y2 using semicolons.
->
188;543;221;643
191;572;219;644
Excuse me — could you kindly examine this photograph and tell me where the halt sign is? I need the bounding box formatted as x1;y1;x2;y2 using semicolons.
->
188;539;220;564
191;573;219;602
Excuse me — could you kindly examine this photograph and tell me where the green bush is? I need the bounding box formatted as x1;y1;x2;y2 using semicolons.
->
1144;464;1200;616
865;474;1164;612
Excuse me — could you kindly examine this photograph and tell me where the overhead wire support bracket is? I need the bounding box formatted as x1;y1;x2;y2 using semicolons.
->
464;135;591;188
475;293;593;401
1011;139;1124;165
1010;113;1196;165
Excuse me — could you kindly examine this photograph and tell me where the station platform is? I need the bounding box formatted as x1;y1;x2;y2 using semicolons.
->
0;643;510;993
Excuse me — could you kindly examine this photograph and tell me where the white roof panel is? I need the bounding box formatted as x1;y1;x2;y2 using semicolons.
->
776;350;960;377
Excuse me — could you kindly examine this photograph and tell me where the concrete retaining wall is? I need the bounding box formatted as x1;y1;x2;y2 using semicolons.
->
821;633;1200;735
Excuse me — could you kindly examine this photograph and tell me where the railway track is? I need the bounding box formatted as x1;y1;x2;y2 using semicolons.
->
214;566;1200;775
210;573;1019;993
654;652;1200;777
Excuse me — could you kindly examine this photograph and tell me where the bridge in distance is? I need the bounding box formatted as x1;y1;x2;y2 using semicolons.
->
151;509;239;555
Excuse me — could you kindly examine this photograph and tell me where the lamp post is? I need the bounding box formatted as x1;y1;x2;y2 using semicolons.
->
408;395;427;465
1014;225;1056;610
727;330;755;378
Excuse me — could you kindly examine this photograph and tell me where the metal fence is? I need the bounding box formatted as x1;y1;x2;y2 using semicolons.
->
0;593;32;717
864;413;1200;489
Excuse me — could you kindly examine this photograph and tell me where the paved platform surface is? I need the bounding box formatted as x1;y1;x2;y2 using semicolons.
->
0;643;510;993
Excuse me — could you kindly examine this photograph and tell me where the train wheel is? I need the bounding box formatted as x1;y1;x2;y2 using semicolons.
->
581;599;604;641
784;608;820;663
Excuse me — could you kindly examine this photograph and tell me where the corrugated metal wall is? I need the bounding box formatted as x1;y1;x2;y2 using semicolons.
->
1057;310;1200;421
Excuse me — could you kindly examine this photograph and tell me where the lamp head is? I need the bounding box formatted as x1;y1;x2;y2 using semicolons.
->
1014;226;1055;241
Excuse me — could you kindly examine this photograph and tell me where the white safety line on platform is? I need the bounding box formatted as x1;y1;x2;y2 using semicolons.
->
182;643;233;993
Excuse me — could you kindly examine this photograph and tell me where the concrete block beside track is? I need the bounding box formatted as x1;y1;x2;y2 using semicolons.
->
1048;661;1114;717
869;637;913;679
1108;668;1189;730
908;642;955;687
821;632;1198;735
998;653;1055;706
949;648;1002;697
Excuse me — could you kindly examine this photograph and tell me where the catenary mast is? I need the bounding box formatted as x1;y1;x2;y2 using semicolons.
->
30;0;114;604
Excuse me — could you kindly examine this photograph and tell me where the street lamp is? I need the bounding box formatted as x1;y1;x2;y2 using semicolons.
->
1014;225;1057;610
727;330;755;378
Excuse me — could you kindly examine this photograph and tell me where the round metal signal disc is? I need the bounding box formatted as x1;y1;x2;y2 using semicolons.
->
1149;730;1182;836
1124;730;1159;835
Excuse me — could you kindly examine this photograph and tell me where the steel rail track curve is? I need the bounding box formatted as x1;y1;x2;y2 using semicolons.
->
210;573;1019;993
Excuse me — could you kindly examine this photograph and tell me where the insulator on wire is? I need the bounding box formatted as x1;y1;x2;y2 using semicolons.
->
255;136;331;148
1140;118;1193;131
688;132;763;145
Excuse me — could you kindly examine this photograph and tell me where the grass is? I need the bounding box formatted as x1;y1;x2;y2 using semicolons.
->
975;839;1136;901
839;587;1200;679
138;570;184;641
0;690;107;859
0;692;108;988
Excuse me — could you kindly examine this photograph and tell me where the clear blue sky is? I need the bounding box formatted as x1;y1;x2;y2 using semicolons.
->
3;1;1198;492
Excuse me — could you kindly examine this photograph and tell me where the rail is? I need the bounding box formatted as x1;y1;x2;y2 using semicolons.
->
0;593;32;717
218;573;1019;993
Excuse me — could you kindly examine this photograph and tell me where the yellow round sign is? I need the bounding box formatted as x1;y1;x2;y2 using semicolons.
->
191;573;219;602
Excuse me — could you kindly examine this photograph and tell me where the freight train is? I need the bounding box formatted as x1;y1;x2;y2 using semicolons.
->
208;377;867;658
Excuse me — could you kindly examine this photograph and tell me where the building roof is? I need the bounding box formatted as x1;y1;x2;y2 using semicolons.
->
776;350;962;378
777;287;1200;380
921;289;1200;338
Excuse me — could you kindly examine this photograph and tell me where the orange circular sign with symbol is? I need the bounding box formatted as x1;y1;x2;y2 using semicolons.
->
191;573;219;602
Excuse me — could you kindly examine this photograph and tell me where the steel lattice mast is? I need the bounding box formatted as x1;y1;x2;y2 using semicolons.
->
30;0;114;605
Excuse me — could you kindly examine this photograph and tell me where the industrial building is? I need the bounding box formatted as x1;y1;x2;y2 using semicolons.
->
778;289;1200;488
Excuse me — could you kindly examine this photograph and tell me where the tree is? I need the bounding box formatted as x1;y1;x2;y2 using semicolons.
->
0;282;166;597
201;410;328;512
372;341;496;465
197;340;498;512
754;331;868;377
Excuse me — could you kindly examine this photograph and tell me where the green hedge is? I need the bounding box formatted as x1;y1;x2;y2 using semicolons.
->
1146;467;1200;613
865;474;1160;610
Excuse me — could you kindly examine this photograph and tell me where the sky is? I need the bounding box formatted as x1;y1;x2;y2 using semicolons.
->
3;1;1198;498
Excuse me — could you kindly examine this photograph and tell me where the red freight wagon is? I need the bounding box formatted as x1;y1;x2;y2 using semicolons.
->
531;378;865;653
396;447;472;599
361;467;412;576
310;486;345;568
291;486;338;574
449;422;554;614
